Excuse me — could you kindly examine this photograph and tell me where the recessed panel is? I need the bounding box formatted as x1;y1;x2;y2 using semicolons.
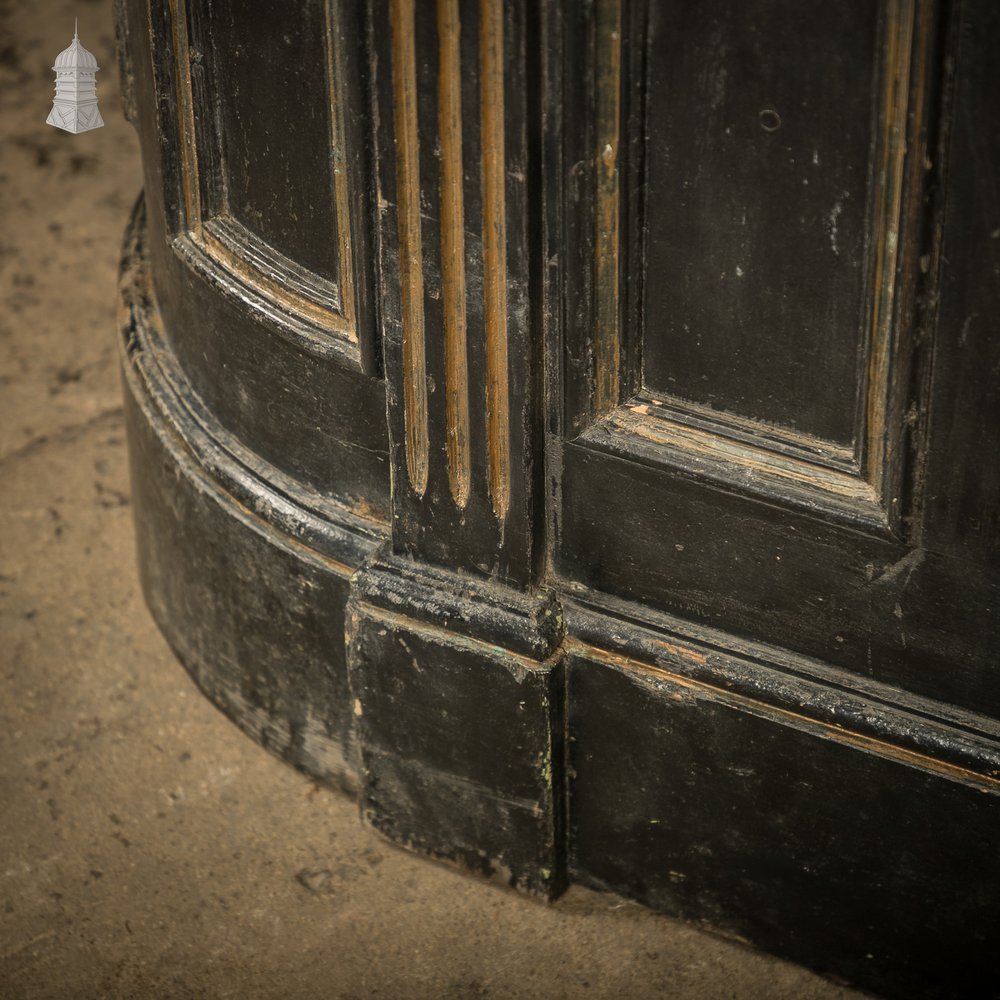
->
642;0;880;445
207;0;341;283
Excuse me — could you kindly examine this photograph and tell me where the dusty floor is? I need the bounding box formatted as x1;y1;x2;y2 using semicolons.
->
0;2;869;998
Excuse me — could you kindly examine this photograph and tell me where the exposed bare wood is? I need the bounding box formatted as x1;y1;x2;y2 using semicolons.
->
325;0;358;330
200;222;357;337
390;0;429;496
438;0;471;508
586;395;890;532
167;0;201;237
607;401;880;503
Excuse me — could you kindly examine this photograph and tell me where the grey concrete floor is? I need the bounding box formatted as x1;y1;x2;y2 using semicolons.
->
0;2;868;997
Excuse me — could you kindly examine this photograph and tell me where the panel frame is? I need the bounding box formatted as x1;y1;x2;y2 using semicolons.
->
164;0;375;374
562;0;942;538
139;0;391;515
544;0;994;712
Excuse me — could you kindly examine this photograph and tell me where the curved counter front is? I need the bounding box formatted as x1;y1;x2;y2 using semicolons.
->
115;2;1000;997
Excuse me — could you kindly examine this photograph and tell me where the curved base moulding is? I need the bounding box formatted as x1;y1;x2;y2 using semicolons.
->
119;196;378;796
120;198;1000;1000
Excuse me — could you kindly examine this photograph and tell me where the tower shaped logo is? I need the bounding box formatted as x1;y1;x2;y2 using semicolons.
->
47;20;104;134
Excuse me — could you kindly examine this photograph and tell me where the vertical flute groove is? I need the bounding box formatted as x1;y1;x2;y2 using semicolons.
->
438;0;471;508
480;0;510;519
390;0;429;496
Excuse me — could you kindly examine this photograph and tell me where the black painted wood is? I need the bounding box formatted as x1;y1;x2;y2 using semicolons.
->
922;0;1000;561
119;197;379;794
552;0;1000;720
559;440;1000;718
643;0;878;445
567;646;1000;1000
347;553;565;895
142;0;389;514
371;0;537;586
115;0;1000;996
200;0;341;282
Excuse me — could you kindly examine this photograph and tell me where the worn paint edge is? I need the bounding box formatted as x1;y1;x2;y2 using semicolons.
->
350;600;563;682
351;551;564;659
567;638;1000;793
865;0;917;493
438;0;472;508
324;0;358;330
120;352;362;795
120;195;380;571
390;0;430;497
167;0;358;342
167;0;200;236
592;0;621;415
581;402;891;534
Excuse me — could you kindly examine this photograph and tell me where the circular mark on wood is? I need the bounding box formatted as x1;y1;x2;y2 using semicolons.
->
758;107;781;132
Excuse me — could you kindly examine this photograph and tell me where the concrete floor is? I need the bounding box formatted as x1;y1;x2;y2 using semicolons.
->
0;2;868;997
